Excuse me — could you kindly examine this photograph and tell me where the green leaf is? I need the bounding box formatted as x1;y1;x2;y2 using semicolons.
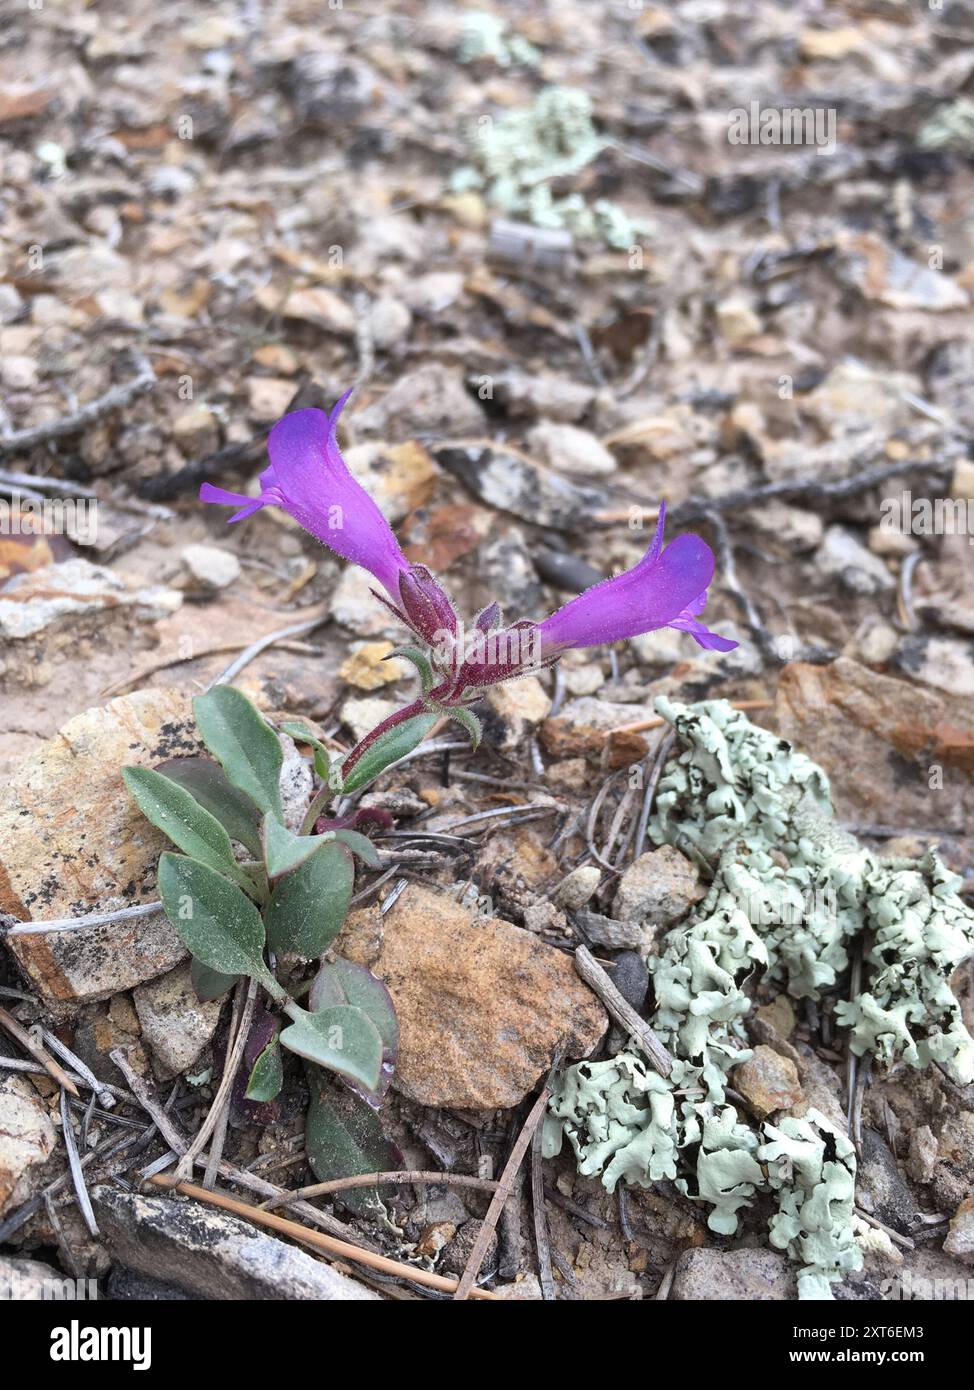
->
263;840;353;958
279;1004;383;1093
310;959;399;1059
190;956;240;1002
447;706;482;752
245;1035;283;1102
154;756;262;856
122;766;255;893
261;814;326;879
331;829;380;867
306;1073;402;1215
192;687;283;821
340;711;439;794
389;645;435;695
157;852;276;991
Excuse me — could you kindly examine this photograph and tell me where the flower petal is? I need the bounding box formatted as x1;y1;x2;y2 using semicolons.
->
537;531;716;652
668;613;739;651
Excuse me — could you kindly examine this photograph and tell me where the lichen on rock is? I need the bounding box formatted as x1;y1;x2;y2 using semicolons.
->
547;698;974;1299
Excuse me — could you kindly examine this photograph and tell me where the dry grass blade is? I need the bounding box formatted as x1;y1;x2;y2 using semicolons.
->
109;1048;188;1156
260;1169;500;1211
0;1005;79;1096
59;1087;98;1237
574;945;673;1077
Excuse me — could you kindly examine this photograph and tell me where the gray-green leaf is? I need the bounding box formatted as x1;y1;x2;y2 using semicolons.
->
340;711;439;794
261;814;326;879
158;852;276;991
122;766;255;894
263;840;353;958
154;756;262;856
193;686;283;820
279;1004;383;1092
245;1035;283;1102
190;956;240;1002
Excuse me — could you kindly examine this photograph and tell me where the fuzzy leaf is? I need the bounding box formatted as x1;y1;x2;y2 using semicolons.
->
122;766;255;893
158;852;275;990
261;814;326;879
306;1073;402;1215
448;706;482;752
310;958;398;1103
331;829;380;867
245;1035;283;1102
339;711;439;794
279;1004;383;1093
192;686;283;820
389;645;435;695
263;840;354;958
190;956;240;1002
153;756;262;856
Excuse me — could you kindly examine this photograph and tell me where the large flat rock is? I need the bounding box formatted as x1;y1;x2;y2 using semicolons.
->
1;688;199;1011
339;884;607;1110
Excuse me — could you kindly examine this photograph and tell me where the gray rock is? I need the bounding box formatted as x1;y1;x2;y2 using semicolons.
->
609;950;649;1013
857;1129;919;1235
671;1247;796;1300
106;1265;193;1299
181;544;240;591
818;526;895;596
943;1198;974;1266
613;846;704;928
477;530;543;618
483;368;595;422
527;421;617;478
435;445;609;533
552;866;601;911
0;1074;58;1217
355;364;484;440
278;731;313;833
133;963;223;1077
0;1256;85;1300
574;908;646;951
92;1187;380;1300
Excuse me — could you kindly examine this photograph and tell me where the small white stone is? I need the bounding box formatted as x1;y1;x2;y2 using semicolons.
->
181;543;241;589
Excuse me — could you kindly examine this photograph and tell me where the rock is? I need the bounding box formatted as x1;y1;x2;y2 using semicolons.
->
440;1219;498;1278
339;640;406;691
486;368;596;422
484;676;551;751
401;271;464;315
0;1256;77;1299
338;885;607;1109
943;1197;974;1265
562;661;606;696
804;361;916;436
905;1125;938;1185
366;295;411;350
631;627;697;667
0;559;181;640
857;1129;919;1235
106;1266;193;1299
671;1247;796;1300
856;616;899;665
715;296;761;342
92;1187;379;1299
541;696;653;757
613;846;704;928
769;660;974;839
894;635;974;700
0;1074;58;1216
330;566;403;637
1;355;38;390
1;688;197;1011
818;525;895;595
172;406;220;457
133;963;224;1077
436;445;608;532
343;440;438;524
867;523;917;558
527;421;617;478
573;908;646;951
836;231;969;312
476;530;543;619
552;866;601;911
792;1043;847;1133
341;695;398;745
246;376;298;421
256;284;355;335
609;950;649;1012
278;731;313;833
731;1045;803;1118
743;501;823;553
354;365;484;440
181;543;240;591
546;758;590;793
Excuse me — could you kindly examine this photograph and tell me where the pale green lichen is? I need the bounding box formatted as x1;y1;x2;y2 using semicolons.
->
917;98;974;151
459;11;539;68
452;87;644;249
548;698;974;1298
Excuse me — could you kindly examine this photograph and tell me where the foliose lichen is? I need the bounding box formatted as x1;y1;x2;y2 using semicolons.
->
451;86;644;249
546;697;974;1298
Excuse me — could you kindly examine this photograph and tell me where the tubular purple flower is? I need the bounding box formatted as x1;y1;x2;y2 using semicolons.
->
199;393;410;603
535;504;737;656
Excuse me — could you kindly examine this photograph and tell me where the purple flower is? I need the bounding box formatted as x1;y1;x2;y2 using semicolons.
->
200;393;409;603
536;503;737;657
